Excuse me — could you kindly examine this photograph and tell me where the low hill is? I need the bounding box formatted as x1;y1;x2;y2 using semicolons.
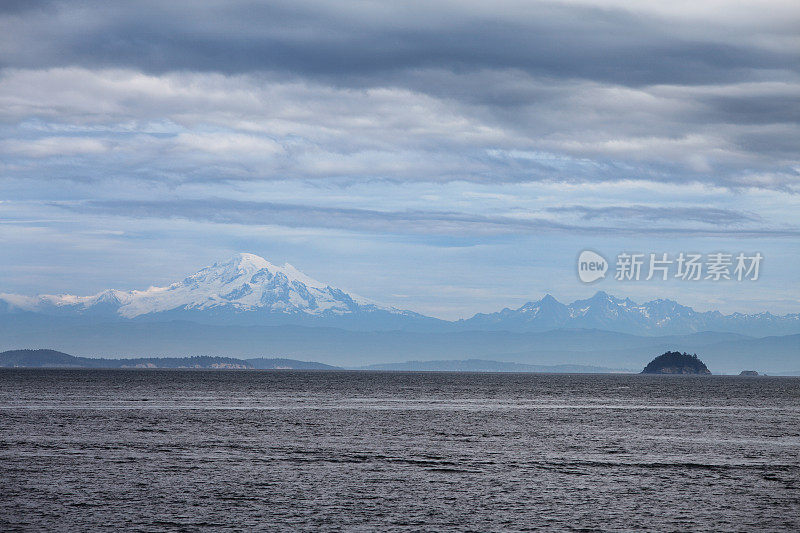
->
0;349;89;367
246;358;339;370
0;349;338;370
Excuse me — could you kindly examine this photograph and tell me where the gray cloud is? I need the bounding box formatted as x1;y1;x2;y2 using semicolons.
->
0;2;797;191
56;199;570;236
548;205;762;225
0;1;796;87
0;67;797;190
53;199;800;238
0;0;53;15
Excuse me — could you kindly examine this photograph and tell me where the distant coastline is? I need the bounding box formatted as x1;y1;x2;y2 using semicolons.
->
0;349;629;372
4;349;798;374
0;349;338;370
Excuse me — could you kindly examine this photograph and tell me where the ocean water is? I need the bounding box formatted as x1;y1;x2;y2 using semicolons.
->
1;370;799;531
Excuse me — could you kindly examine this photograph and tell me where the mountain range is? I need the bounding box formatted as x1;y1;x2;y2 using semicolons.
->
1;252;797;337
459;292;800;337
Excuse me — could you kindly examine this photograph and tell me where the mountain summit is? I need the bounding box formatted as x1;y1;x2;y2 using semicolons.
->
0;253;429;327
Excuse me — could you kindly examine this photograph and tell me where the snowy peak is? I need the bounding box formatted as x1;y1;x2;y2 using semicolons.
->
0;253;396;320
518;294;569;322
183;253;327;290
123;252;381;317
462;291;799;336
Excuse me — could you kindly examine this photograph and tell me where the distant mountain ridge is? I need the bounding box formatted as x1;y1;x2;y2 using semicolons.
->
459;291;800;337
0;253;797;336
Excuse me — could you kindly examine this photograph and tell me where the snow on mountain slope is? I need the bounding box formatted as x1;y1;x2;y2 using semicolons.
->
460;291;800;336
0;253;405;319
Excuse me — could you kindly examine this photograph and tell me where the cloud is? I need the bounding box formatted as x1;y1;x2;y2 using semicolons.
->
547;205;761;225
0;2;796;191
1;1;797;84
0;68;797;190
0;136;108;157
52;199;800;238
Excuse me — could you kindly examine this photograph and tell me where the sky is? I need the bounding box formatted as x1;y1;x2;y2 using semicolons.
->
0;0;798;319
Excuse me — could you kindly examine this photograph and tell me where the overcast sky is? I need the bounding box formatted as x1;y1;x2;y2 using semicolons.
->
0;0;798;318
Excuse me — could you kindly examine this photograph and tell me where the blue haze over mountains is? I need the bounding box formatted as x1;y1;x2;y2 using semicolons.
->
0;254;797;373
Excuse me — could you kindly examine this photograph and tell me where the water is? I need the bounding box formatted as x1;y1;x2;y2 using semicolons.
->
1;370;799;531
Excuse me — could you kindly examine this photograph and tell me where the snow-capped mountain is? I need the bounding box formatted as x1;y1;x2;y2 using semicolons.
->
0;256;797;336
460;291;800;336
0;253;432;328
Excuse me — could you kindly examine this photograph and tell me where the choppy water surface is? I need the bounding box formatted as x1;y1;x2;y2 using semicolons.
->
1;370;799;531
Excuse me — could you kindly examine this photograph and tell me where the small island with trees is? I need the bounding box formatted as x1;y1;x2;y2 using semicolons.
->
641;351;711;374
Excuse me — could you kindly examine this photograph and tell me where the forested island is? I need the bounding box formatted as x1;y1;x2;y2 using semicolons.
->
641;352;711;374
